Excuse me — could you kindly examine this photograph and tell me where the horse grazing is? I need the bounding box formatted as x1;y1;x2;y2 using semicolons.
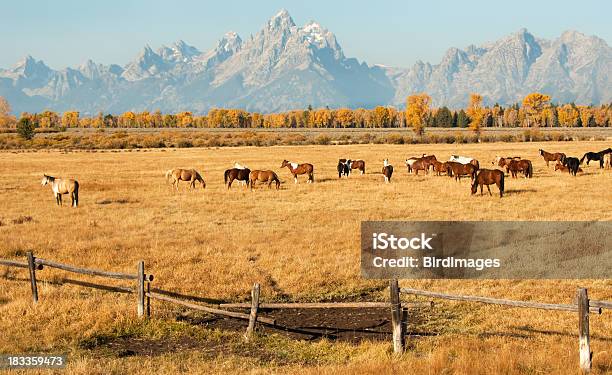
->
506;159;533;178
449;155;480;169
554;162;583;174
493;156;521;167
249;170;280;190
337;159;350;178
405;157;419;173
580;149;612;168
382;159;393;183
224;168;251;189
539;149;566;167
446;161;478;181
471;169;504;198
166;168;206;190
347;159;366;175
562;157;581;176
41;174;79;207
281;160;314;183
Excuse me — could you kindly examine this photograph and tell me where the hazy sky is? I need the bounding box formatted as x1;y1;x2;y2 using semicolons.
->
1;0;610;69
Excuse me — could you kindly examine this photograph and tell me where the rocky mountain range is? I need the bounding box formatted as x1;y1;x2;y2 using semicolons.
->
0;9;610;114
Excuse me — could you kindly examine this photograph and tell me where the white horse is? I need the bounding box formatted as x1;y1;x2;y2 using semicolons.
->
41;175;79;207
449;155;475;164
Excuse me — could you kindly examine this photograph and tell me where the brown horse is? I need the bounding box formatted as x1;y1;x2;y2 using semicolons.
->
224;168;251;189
411;158;431;175
431;160;448;176
493;156;521;168
506;159;533;178
446;162;478;181
41;175;79;207
554;162;583;174
249;170;280;190
281;160;314;183
539;149;566;167
166;168;205;191
347;159;366;175
382;159;393;183
471;169;504;198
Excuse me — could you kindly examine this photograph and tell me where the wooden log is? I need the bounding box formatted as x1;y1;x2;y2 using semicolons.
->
219;301;433;309
26;252;38;304
0;259;27;268
390;279;404;354
35;258;137;280
245;283;260;341
589;300;611;310
146;291;276;325
578;288;592;373
401;288;602;314
137;261;145;318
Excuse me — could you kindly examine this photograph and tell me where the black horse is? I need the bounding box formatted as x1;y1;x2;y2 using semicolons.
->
580;148;612;169
224;168;251;188
563;157;581;176
337;159;350;178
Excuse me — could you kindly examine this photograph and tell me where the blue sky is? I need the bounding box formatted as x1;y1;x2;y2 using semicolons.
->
1;0;610;69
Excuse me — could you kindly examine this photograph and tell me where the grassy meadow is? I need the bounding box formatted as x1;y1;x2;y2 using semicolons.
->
0;140;611;374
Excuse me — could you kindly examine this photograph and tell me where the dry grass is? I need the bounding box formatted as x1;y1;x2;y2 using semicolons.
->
0;141;611;374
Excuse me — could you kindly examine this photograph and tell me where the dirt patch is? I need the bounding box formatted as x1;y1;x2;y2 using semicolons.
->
178;307;436;343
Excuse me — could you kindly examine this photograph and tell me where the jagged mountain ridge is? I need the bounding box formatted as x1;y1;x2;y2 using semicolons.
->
0;10;610;114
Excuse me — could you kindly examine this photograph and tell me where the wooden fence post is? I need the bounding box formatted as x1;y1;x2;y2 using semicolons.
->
390;279;404;354
245;283;260;341
26;251;38;304
137;261;145;318
577;288;591;373
146;279;151;319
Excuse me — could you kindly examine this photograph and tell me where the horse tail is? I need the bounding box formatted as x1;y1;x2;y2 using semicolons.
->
165;169;172;182
499;172;505;197
309;168;314;183
527;161;533;178
273;172;280;189
224;169;230;185
579;154;587;164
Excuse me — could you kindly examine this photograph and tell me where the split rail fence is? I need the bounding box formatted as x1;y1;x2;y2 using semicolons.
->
1;253;610;373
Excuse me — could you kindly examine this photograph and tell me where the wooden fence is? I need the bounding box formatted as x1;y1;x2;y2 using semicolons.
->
1;253;610;372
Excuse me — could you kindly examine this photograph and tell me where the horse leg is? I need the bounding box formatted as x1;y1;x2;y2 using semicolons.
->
228;177;233;189
486;185;492;196
480;184;483;195
55;193;60;206
294;175;298;184
58;193;62;206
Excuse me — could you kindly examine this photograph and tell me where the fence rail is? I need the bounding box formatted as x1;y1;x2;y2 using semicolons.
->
1;253;610;373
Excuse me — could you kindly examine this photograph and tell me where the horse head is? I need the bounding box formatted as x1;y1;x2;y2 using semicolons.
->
280;160;289;168
41;175;50;186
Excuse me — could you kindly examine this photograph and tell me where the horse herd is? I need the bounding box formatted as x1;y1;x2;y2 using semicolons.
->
40;146;612;206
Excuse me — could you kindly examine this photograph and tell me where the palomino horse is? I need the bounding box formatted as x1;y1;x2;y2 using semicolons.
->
555;162;583;174
281;160;314;183
449;155;480;169
249;170;280;190
446;162;478;181
562;157;581;176
224;168;251;189
382;159;393;183
471;169;504;198
506;159;533;178
604;153;612;169
41;174;79;207
539;149;566;167
347;159;366;175
580;148;612;168
165;168;206;190
405;157;419;173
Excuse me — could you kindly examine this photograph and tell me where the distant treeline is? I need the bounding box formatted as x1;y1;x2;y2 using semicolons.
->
2;93;612;131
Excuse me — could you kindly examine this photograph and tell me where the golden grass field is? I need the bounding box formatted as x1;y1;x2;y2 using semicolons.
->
0;140;611;374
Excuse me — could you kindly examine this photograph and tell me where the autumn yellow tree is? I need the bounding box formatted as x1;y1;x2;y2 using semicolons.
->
61;111;80;128
557;104;579;127
405;94;431;136
0;96;16;128
466;93;485;135
522;93;551;127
